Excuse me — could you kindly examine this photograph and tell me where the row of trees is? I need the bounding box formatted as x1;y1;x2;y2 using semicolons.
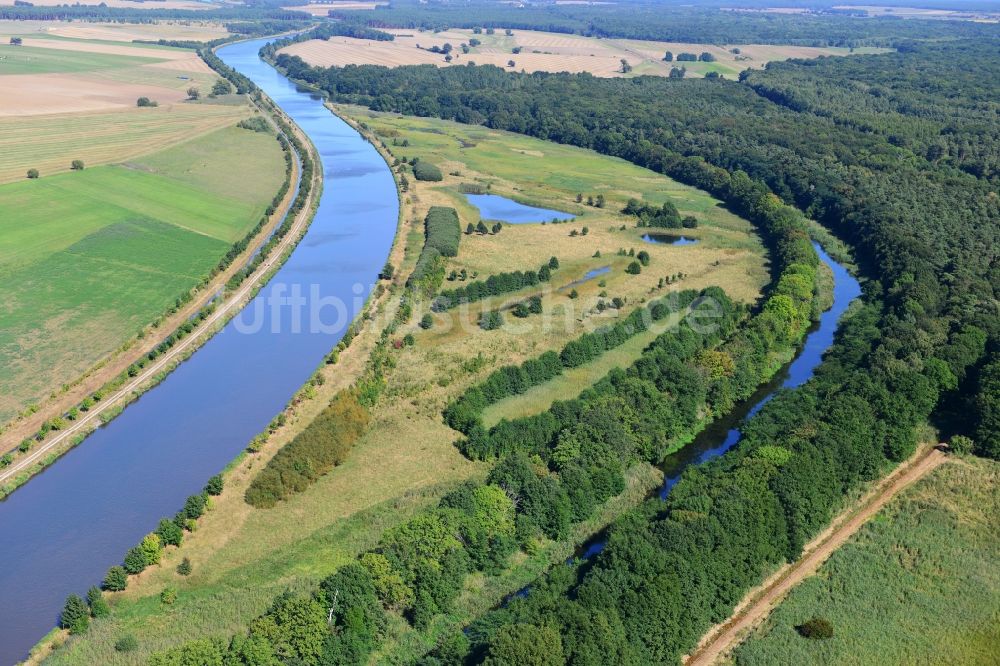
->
433;257;558;311
244;390;369;508
407;206;461;290
335;0;996;47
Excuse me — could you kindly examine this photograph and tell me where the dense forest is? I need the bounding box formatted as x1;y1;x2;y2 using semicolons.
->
262;36;1000;663
334;0;999;46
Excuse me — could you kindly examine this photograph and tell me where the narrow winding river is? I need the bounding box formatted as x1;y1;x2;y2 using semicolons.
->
0;38;398;663
576;242;862;560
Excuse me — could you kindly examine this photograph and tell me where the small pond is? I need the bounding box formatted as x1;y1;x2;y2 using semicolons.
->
466;194;575;223
642;232;699;246
560;265;610;291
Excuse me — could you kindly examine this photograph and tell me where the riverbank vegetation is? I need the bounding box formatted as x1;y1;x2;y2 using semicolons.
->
43;94;771;664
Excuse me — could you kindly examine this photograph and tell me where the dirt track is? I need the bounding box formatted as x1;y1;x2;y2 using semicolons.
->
684;445;948;666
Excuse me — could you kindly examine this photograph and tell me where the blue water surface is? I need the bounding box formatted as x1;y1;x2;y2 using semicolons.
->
466;193;574;223
0;37;398;663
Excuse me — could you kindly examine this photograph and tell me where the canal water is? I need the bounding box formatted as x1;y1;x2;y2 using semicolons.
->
0;37;398;663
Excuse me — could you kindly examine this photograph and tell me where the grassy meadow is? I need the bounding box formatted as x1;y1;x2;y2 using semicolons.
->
43;109;770;663
732;456;1000;665
0;126;285;422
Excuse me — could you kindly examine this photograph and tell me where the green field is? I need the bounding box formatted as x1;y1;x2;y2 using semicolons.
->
0;126;285;421
0;44;164;74
732;456;1000;665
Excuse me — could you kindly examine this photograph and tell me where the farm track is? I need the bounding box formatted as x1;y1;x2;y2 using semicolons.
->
683;444;948;666
0;92;322;490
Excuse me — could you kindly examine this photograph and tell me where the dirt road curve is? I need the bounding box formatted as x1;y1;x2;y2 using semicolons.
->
684;446;947;666
0;121;318;490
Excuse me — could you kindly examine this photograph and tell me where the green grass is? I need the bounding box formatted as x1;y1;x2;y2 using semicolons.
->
0;126;285;421
481;320;667;426
732;457;1000;666
0;44;165;74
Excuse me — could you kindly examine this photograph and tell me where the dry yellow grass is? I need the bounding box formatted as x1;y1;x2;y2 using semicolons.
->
0;105;248;182
279;28;890;78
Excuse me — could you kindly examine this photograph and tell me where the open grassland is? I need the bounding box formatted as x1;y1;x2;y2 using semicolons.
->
279;28;890;78
0;126;285;422
44;109;769;663
731;456;1000;666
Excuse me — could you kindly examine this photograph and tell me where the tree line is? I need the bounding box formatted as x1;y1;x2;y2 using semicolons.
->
433;257;558;311
334;0;998;47
408;206;461;290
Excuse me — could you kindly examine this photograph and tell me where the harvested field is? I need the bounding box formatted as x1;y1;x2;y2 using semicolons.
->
0;72;192;116
284;1;385;14
279;27;891;78
0;20;230;43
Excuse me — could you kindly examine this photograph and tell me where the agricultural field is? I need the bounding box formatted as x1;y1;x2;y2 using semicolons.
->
44;108;769;664
278;27;889;78
284;1;386;14
0;126;286;423
732;456;1000;665
0;28;289;423
0;19;230;43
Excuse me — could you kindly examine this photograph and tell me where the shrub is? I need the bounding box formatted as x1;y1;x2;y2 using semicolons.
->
177;557;193;576
115;634;139;653
797;617;834;640
70;159;84;171
161;587;178;605
205;474;224;496
26;168;38;179
245;390;370;508
87;586;110;618
479;311;504;330
424;206;461;256
103;566;128;591
626;261;642;275
420;313;434;329
136;97;158;107
155;518;183;547
123;546;149;575
413;160;443;181
60;594;89;634
237;116;270;133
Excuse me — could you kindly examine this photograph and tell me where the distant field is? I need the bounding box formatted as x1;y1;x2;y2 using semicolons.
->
732;456;1000;665
0;19;230;43
279;28;890;78
0;0;215;8
0;106;247;183
0;35;218;118
0;33;238;182
0;126;285;422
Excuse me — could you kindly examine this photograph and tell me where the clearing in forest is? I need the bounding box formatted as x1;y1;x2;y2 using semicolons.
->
278;27;890;78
